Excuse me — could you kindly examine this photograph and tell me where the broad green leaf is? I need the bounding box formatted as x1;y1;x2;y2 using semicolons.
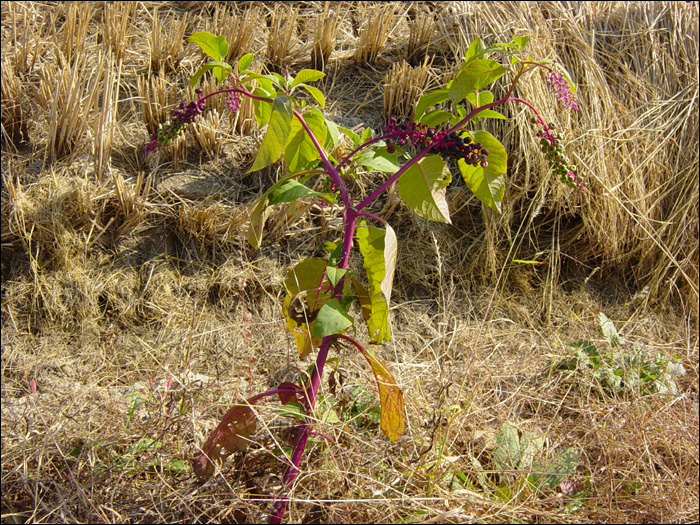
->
361;126;373;143
494;422;521;471
418;109;452;127
249;95;293;172
267;179;334;205
449;59;507;104
355;221;397;343
238;53;254;73
518;431;545;470
357;148;399;173
188;32;228;62
275;400;306;420
358;345;405;441
599;312;620;348
190;60;233;88
512;35;530;50
252;87;273;127
414;88;449;122
291;69;325;88
458;130;506;214
398;155;452;223
283;110;327;172
298;84;326;108
312;298;354;338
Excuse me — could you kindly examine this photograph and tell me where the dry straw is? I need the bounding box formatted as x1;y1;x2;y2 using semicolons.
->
211;3;261;62
102;1;135;63
405;7;435;66
311;2;340;70
1;60;28;146
266;4;301;72
383;58;432;120
354;3;396;65
149;7;188;73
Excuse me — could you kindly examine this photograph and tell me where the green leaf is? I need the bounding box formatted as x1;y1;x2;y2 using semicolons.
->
414;89;449;123
249;95;293;172
188;31;228;62
449;59;507;103
599;312;620;348
458;130;506;214
338;125;361;147
323;115;340;150
512;35;530;50
463;37;485;63
357;148;399;173
238;53;254;73
252;88;273;127
298;84;326;108
465;91;507;120
418;109;452;127
494;423;521;471
312;299;354;338
283;110;327;172
267;179;334;205
355;221;397;343
275;400;306;420
291;69;325;88
532;448;580;489
325;266;347;287
398;154;452;223
190;60;233;88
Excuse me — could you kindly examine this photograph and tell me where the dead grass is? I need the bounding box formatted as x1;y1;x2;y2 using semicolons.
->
1;1;698;524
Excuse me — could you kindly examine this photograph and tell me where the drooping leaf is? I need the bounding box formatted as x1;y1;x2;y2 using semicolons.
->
449;59;507;104
190;60;233;87
267;178;334;205
322;114;340;150
312;298;354;338
357;344;405;441
357;148;399;173
599;312;620;348
355;221;397;343
398;154;452;223
246;197;270;249
458;130;506;214
188;32;228;62
298;84;326;108
192;403;257;477
249;96;293;172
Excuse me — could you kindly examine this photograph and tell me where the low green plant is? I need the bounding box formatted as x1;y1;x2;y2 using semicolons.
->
558;312;686;396
146;31;585;522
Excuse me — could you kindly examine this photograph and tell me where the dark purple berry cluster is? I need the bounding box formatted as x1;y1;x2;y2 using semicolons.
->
535;121;585;192
383;118;490;168
145;88;206;154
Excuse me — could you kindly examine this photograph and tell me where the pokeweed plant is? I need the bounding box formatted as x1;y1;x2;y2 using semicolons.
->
146;32;584;523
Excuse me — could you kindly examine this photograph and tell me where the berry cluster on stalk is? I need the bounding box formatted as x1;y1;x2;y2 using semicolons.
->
145;88;207;154
383;118;490;168
535;121;585;192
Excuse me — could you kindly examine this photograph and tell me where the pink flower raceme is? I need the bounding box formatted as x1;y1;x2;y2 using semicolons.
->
546;65;579;111
383;118;489;167
227;86;242;113
145;88;206;154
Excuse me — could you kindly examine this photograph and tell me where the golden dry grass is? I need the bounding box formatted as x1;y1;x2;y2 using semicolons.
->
1;1;698;523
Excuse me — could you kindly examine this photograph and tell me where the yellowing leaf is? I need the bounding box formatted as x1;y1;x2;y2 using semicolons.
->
398;155;452;224
355;222;397;343
361;349;405;441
